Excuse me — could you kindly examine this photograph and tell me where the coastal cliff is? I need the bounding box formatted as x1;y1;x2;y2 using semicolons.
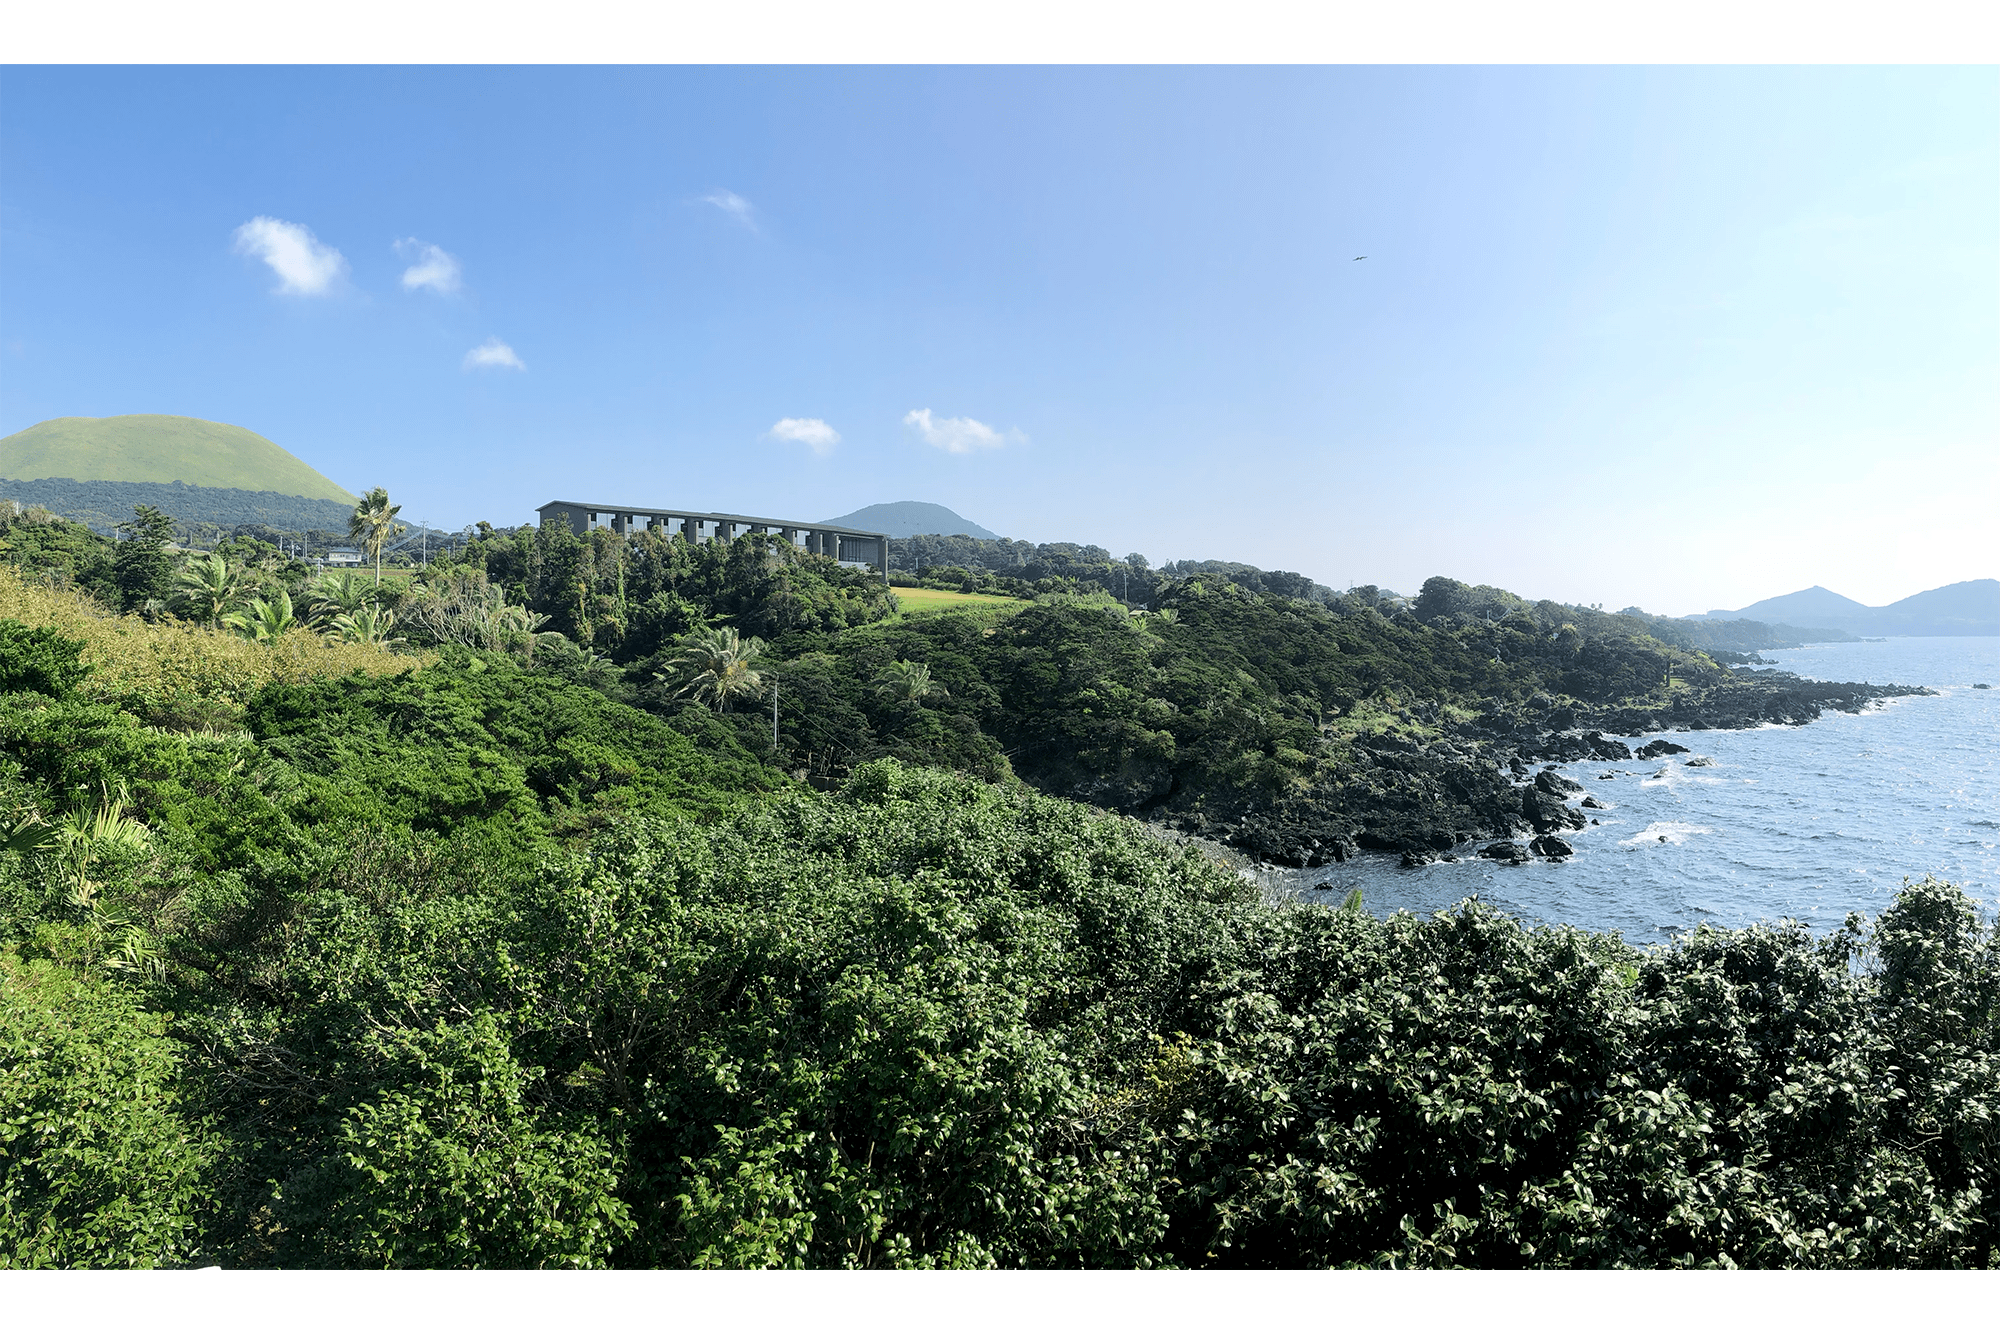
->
1164;670;1933;869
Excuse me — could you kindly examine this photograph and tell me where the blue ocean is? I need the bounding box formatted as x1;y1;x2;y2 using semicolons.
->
1284;636;2000;943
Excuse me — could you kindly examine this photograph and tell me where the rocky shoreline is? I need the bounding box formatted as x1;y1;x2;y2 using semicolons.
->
1159;670;1935;870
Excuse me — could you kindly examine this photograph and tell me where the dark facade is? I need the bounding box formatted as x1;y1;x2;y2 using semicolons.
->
535;501;889;583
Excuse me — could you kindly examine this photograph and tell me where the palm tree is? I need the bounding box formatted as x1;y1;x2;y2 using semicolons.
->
569;645;619;690
224;589;299;642
306;569;376;625
873;659;947;706
662;626;765;712
349;486;406;588
175;551;249;628
47;782;151;910
496;603;565;664
330;604;403;647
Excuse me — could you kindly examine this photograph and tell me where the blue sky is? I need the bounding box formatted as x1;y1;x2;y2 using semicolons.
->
2;65;1992;614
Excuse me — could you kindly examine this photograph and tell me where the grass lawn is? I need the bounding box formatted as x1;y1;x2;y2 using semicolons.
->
891;586;1029;615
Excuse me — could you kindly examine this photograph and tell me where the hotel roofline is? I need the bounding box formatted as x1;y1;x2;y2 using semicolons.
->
535;501;889;582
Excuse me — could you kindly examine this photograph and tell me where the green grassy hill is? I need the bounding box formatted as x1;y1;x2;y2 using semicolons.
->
0;415;356;504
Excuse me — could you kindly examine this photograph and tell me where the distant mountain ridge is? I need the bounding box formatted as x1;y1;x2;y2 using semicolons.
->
823;500;999;540
1696;580;1998;637
1709;586;1873;624
0;415;355;503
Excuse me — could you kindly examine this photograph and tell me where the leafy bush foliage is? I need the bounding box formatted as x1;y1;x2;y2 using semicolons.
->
0;568;418;725
0;952;215;1268
0;623;93;699
0;503;120;606
314;1015;634;1268
7;743;1994;1267
243;649;779;844
0;512;1992;1270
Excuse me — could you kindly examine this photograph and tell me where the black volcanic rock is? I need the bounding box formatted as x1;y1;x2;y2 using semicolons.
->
1522;788;1586;834
1534;769;1586;798
1585;731;1633;761
1529;733;1597;762
1529;835;1574;859
1581;795;1610;810
1517;730;1634;764
1479;840;1533;865
1038;747;1175;808
1161;663;1927;872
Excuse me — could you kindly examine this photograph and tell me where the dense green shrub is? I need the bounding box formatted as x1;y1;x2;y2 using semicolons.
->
0;504;118;606
1148;882;1997;1267
298;1015;634;1268
0;697;289;870
0;952;215;1268
67;760;1989;1269
0;519;1991;1270
0;623;92;699
0;569;419;729
155;827;634;1267
243;650;780;845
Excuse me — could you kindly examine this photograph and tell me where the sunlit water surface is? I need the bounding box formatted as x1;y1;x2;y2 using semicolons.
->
1277;637;2000;943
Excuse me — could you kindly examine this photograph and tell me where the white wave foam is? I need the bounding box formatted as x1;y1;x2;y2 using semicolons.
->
1622;822;1712;847
1641;770;1688;787
1641;762;1726;788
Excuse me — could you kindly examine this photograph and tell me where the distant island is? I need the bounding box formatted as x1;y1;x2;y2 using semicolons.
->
1695;580;1999;637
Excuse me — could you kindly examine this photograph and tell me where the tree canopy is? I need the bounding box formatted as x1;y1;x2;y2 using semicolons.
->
0;508;1990;1269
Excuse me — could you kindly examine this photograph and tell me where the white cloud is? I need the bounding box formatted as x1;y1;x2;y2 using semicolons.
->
700;189;758;231
395;238;462;294
768;417;841;455
463;337;525;371
903;408;1017;454
232;216;347;296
